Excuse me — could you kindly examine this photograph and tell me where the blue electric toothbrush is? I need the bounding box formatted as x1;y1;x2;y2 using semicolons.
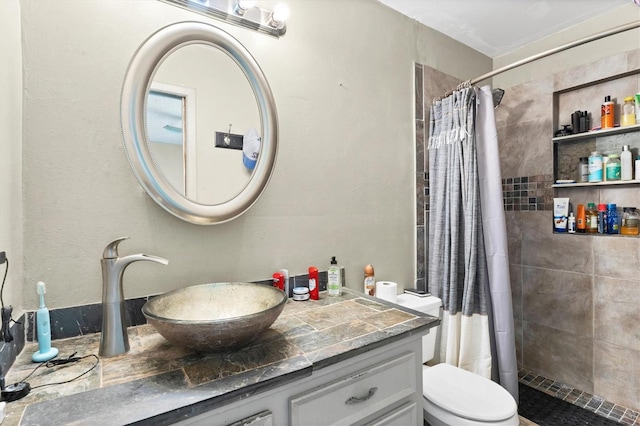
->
32;281;58;363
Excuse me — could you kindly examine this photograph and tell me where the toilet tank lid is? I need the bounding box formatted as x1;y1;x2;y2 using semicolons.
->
396;294;442;313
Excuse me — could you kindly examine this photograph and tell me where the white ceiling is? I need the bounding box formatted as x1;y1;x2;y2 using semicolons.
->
377;0;632;58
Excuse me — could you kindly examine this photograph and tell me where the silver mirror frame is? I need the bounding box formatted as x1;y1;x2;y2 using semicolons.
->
121;21;278;225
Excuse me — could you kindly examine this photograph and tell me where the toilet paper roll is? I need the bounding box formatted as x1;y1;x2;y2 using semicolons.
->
375;281;398;304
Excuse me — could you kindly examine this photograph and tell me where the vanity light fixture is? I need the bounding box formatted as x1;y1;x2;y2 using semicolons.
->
159;0;288;38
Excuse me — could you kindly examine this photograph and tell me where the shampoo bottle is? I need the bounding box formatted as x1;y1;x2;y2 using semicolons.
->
601;96;614;129
327;257;342;297
621;145;633;181
308;266;319;300
588;151;603;182
576;204;586;233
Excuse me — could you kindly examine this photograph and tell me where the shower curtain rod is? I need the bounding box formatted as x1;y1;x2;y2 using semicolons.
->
469;20;640;86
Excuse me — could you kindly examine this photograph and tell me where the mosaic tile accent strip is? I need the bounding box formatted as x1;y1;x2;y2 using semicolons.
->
519;368;639;425
422;173;554;214
503;174;554;211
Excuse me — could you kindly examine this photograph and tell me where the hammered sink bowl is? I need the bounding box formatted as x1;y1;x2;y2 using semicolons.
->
142;282;287;352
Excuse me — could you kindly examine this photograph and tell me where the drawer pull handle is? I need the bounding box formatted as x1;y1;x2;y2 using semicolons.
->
345;387;378;405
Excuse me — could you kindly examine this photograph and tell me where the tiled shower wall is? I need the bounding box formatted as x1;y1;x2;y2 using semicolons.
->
416;49;640;412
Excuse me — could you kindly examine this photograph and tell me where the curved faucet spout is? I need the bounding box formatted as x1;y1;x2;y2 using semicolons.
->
99;238;168;358
119;253;169;268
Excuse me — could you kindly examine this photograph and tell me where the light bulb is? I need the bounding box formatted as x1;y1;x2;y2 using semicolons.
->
237;0;256;9
234;0;256;15
271;3;289;24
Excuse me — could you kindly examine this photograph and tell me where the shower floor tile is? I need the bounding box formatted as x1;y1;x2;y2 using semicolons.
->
518;368;639;425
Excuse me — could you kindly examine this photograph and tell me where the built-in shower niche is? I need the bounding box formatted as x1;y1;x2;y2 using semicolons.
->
552;70;640;187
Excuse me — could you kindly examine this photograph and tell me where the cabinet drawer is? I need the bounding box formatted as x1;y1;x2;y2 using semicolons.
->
366;402;418;426
290;352;416;426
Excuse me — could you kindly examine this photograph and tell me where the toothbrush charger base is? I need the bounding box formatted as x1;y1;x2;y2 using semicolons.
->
32;347;58;363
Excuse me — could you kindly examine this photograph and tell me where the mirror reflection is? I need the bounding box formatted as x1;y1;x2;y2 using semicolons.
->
145;44;260;205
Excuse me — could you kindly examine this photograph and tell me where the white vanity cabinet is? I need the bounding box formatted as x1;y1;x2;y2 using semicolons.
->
177;334;423;426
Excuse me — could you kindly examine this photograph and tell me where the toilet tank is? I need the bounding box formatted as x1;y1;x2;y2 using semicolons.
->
396;293;442;363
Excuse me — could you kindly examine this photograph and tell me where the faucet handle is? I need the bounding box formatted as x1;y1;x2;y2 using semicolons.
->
102;237;130;259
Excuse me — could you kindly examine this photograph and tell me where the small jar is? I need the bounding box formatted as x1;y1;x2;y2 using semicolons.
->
605;154;621;181
292;287;310;301
578;157;589;182
621;207;639;236
622;96;636;127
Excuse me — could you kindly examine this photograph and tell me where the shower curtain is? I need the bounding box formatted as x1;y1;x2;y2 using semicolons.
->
428;85;518;402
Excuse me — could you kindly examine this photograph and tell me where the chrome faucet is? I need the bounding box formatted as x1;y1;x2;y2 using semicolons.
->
99;237;168;357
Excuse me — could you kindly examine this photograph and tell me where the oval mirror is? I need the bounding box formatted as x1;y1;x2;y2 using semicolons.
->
121;21;278;225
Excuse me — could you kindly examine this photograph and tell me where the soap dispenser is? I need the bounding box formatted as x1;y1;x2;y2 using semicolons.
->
327;257;342;297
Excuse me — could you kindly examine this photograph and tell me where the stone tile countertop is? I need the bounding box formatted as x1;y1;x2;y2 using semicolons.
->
3;289;438;425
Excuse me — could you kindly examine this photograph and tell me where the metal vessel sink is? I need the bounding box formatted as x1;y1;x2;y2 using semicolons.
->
142;282;287;352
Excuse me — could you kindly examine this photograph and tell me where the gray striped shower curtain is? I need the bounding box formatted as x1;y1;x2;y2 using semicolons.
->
428;85;518;402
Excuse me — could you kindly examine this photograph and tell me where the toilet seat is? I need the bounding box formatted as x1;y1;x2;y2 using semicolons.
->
423;364;517;423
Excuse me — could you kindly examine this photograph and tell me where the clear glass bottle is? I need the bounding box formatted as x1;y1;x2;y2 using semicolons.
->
622;96;636;127
621;207;639;236
586;203;598;233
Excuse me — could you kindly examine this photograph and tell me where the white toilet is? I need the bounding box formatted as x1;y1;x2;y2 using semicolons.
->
396;293;519;426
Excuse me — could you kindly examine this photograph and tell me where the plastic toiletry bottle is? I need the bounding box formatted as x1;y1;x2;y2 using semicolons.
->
636;155;640;181
588;151;603;182
621;145;633;181
605;154;620;181
606;203;619;234
327;256;342;297
568;212;576;234
578;157;589;182
272;272;285;291
32;281;59;362
622;97;636;126
364;264;375;296
586;203;598;234
602;155;610;181
279;268;290;298
601;96;614;129
597;203;608;234
621;207;639;236
308;266;319;300
576;204;586;233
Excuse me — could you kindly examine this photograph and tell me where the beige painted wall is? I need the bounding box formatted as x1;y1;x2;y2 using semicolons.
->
16;0;491;311
0;0;24;316
494;3;640;89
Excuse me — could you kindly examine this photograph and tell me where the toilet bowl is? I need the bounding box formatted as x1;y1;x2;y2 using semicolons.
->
396;293;518;426
422;364;518;425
